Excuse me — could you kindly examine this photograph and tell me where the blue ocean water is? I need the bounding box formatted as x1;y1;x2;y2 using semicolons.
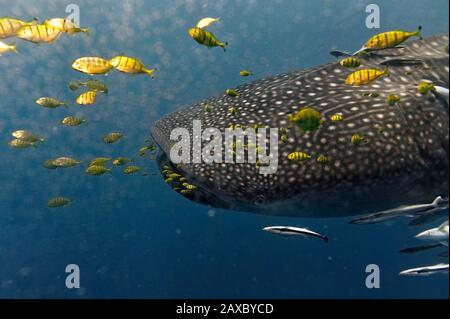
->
0;0;448;298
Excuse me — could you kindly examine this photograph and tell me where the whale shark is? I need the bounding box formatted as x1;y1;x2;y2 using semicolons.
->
151;34;449;217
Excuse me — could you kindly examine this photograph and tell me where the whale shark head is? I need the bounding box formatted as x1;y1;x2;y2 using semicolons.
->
151;34;449;217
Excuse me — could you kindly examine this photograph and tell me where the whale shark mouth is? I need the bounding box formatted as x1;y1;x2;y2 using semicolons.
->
155;148;233;210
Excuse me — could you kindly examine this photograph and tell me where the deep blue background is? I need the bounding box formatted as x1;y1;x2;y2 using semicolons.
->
0;0;448;298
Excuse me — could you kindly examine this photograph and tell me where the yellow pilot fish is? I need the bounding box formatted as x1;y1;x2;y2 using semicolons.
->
316;155;330;164
359;26;422;52
109;56;156;78
330;113;344;122
47;197;72;208
16;24;62;43
351;134;366;145
76;91;97;105
72;57;113;75
345;68;388;86
288;151;311;162
188;27;227;51
8;138;36;149
0;17;37;39
339;57;361;68
43;18;89;35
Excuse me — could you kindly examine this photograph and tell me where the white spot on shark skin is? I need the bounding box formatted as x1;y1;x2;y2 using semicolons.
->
314;77;322;81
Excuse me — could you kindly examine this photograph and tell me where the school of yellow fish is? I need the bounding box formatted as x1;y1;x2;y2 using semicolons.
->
2;13;434;207
2;15;159;208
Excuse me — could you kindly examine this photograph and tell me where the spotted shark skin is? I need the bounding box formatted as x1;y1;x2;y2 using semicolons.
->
152;34;449;217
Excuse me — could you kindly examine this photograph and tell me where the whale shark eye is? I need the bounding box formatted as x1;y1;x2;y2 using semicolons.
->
254;195;266;206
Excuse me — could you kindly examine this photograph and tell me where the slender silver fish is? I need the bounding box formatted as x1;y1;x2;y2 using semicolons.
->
262;226;328;243
399;263;449;276
415;220;449;246
349;196;449;225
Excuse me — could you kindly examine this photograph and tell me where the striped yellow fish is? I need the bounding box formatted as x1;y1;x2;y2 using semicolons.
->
89;157;111;166
124;165;141;175
188;27;227;51
103;132;123;144
339;57;361;68
47;197;72;208
76;91;97;105
72;57;113;75
0;17;37;39
109;56;156;78
387;94;401;106
52;157;81;168
43;18;89;35
9;138;36;149
351;134;366;145
287;151;311;162
363;26;422;51
418;81;435;95
182;183;198;190
345;68;388;86
316;155;329;164
36;97;67;108
330;113;344;122
12;130;45;142
16;24;62;43
86;165;111;176
61;116;86;126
